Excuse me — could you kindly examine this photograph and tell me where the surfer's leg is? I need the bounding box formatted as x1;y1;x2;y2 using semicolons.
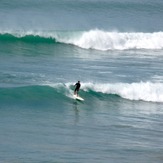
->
74;88;77;95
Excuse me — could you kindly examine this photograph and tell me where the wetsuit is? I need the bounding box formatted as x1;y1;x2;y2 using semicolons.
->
74;82;81;94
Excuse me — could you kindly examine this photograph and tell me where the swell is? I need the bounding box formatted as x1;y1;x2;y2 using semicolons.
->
0;85;69;104
0;33;55;43
0;81;163;103
1;29;163;50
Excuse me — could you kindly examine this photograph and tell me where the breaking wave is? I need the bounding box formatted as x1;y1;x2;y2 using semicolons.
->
1;29;163;50
79;82;163;103
1;82;163;103
45;81;163;102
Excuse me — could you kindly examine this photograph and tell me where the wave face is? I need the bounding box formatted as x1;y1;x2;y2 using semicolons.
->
1;30;163;50
1;82;163;103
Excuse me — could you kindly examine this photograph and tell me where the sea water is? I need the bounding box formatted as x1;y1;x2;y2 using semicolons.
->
0;0;163;162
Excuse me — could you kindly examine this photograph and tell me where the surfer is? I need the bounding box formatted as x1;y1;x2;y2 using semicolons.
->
74;81;81;96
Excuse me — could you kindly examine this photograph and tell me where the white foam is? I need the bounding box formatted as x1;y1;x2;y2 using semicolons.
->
43;81;163;102
58;29;163;50
82;82;163;102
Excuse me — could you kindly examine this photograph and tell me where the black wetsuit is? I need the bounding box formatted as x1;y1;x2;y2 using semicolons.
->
75;82;81;92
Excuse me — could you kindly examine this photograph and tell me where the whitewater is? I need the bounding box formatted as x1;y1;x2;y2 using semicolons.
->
42;81;163;103
1;0;163;163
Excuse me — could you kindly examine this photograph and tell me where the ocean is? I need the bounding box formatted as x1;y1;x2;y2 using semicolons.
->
0;0;163;162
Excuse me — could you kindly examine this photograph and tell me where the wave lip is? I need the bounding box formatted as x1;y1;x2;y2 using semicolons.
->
0;31;56;43
0;29;163;50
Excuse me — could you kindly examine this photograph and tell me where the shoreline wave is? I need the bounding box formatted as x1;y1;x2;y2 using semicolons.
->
1;29;163;51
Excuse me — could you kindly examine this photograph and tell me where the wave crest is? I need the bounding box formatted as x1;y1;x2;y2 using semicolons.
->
80;82;163;102
1;29;163;50
67;30;163;50
46;82;163;103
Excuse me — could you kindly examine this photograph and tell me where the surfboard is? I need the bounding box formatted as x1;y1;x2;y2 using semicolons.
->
73;95;84;101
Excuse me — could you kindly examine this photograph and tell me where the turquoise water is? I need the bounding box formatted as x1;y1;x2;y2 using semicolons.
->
0;0;163;162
